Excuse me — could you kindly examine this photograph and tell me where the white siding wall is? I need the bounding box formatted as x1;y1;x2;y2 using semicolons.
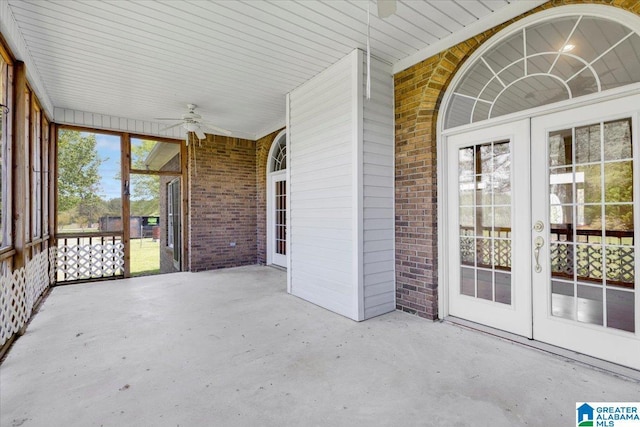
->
289;51;357;319
53;108;184;139
363;57;395;319
288;49;394;321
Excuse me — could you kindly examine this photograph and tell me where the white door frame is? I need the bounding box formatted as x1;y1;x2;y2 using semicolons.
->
446;119;532;337
266;130;287;267
530;94;640;369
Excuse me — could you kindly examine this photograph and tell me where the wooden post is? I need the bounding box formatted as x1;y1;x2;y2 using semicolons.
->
122;133;131;277
50;122;57;247
11;62;27;270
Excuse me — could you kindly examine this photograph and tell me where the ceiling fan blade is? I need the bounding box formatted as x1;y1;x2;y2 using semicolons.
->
155;117;183;121
194;128;206;140
201;122;232;136
377;0;396;18
160;122;183;132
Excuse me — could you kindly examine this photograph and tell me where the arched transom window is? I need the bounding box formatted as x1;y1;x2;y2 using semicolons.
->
445;12;640;129
270;134;286;172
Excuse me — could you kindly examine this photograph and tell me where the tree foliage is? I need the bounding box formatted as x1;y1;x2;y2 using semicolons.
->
131;140;160;202
57;130;104;227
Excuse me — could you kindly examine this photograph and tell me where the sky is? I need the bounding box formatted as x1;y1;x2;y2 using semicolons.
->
94;133;122;200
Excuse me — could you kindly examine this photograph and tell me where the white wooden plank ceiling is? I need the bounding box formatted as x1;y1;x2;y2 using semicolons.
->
4;0;543;139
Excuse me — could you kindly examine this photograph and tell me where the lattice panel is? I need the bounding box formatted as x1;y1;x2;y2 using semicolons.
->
494;239;511;269
0;248;54;347
460;237;474;265
476;239;493;268
57;242;124;281
550;243;574;276
49;247;57;284
576;245;603;281
606;246;635;284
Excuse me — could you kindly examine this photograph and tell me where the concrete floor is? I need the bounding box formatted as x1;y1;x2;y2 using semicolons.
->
1;266;639;427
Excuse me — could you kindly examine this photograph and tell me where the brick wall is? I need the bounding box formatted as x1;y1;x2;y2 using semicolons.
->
255;129;284;265
188;134;257;271
393;0;639;319
159;154;181;274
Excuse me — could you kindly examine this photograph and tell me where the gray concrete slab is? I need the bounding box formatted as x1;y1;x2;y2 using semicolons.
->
1;265;639;427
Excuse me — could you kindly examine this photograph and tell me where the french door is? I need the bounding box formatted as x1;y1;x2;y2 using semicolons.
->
531;96;639;369
447;119;532;337
447;96;640;369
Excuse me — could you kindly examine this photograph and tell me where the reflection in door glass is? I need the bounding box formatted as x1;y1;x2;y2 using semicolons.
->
458;140;512;305
548;119;635;332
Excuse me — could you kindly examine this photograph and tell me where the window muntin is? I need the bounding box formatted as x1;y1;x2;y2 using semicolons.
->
269;134;286;172
445;14;640;129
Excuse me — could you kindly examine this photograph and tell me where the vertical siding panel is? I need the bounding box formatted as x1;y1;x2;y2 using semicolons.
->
288;51;394;321
54;108;64;123
51;108;183;140
362;57;395;319
289;51;357;320
64;109;74;123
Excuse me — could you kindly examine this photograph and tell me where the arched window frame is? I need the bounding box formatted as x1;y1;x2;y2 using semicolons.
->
268;131;287;173
440;4;640;133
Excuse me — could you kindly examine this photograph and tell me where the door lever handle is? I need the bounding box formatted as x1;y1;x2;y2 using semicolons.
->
534;236;544;273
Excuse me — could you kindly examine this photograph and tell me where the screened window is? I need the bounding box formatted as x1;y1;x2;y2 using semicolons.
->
0;56;10;248
32;103;42;239
445;14;640;129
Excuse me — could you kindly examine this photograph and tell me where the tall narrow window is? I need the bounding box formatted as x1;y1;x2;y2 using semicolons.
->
0;54;10;248
32;102;42;239
167;178;180;266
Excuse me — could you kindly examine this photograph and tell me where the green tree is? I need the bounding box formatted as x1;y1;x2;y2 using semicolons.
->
57;130;104;228
131;140;160;202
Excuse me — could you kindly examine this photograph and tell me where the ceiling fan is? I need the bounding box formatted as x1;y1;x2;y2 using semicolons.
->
156;104;231;144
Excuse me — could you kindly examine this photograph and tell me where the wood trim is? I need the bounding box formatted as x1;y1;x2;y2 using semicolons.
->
128;133;182;144
122;133;131;277
42;116;49;238
56;124;123;137
57;231;123;239
3;54;14;250
129;169;181;176
0;33;15;64
12;62;27;269
0;247;16;261
51;123;58;244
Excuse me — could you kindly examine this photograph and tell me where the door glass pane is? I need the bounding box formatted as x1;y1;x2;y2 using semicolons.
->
547;120;635;332
275;180;286;256
457;140;512;305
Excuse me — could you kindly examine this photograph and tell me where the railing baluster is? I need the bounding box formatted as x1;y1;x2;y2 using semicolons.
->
56;232;125;284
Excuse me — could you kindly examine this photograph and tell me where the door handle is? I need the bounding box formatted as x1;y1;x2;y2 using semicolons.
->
534;236;544;273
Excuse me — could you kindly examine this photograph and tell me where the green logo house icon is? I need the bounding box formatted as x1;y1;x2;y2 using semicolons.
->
578;403;595;427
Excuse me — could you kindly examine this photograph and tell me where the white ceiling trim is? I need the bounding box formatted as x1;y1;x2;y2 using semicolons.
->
0;0;53;117
392;0;547;74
